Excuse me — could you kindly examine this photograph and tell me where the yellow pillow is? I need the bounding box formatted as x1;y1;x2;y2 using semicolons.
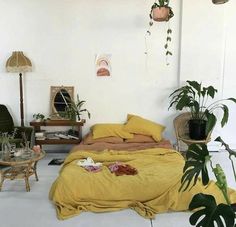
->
92;124;134;139
123;114;165;142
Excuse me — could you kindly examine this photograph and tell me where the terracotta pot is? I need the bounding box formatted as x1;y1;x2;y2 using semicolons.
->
212;0;229;4
152;7;170;22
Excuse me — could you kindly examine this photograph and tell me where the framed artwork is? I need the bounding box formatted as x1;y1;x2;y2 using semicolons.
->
50;86;74;119
95;54;111;77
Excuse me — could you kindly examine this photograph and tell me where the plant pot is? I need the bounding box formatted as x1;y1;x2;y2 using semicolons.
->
152;7;170;22
212;0;229;4
189;119;207;140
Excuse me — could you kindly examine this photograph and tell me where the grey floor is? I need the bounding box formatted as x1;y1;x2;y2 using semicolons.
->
0;151;235;227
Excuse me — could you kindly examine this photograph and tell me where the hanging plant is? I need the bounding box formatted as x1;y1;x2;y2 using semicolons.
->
145;0;174;65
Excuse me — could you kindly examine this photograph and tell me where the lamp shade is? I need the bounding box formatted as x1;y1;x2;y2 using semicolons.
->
6;51;32;73
212;0;229;4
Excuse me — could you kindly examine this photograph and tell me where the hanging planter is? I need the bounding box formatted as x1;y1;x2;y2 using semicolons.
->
149;1;174;23
212;0;229;4
152;7;170;22
145;0;174;65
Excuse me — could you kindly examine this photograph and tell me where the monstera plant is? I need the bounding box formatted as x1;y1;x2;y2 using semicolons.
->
180;137;236;227
169;80;236;140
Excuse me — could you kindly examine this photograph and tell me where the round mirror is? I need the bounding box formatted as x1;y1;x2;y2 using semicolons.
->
54;89;71;117
50;86;74;119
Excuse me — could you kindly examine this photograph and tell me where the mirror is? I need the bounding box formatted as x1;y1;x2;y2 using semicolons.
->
50;86;74;119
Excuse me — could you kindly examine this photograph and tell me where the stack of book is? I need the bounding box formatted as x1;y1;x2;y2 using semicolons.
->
35;131;46;140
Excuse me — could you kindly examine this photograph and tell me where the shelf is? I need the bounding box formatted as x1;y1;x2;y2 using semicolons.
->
35;139;80;145
30;119;84;147
30;119;85;127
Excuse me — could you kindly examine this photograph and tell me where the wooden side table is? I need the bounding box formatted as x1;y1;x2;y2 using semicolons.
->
0;150;45;192
30;119;85;147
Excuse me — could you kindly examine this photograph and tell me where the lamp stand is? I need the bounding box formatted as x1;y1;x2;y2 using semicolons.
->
19;73;24;127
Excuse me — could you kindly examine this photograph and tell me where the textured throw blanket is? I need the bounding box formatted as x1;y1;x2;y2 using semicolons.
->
49;148;236;220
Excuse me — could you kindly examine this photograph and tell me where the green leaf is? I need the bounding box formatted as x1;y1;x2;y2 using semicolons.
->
166;51;172;56
205;111;217;135
201;87;207;97
189;193;235;227
175;95;191;110
207;86;217;99
227;97;236;103
220;104;229;127
166;37;171;42
164;44;168;49
187;81;201;96
180;144;210;192
167;28;172;34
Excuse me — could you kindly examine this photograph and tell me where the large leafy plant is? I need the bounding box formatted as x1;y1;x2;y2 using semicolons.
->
180;138;236;227
169;80;236;134
65;94;91;121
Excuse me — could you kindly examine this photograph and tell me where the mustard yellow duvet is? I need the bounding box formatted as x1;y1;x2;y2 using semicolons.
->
49;148;236;220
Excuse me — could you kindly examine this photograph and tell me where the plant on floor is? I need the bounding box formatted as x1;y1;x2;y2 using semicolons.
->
168;80;236;139
180;137;236;227
145;0;174;65
64;94;91;122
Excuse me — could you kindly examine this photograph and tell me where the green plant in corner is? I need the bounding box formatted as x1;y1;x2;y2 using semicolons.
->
65;94;91;122
145;0;174;65
168;80;236;139
180;137;236;227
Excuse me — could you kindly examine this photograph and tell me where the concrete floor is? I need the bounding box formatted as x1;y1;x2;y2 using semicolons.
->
0;151;235;227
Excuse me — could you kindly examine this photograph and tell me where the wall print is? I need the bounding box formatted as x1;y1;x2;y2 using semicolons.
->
95;54;111;77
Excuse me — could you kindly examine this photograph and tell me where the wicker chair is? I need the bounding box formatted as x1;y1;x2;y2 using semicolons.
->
173;112;212;152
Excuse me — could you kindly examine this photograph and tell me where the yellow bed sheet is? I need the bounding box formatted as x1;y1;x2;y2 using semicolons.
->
49;148;236;220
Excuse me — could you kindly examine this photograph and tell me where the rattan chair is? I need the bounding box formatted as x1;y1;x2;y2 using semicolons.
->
173;112;212;152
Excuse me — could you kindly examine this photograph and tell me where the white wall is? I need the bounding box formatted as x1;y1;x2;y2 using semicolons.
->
0;0;235;149
180;0;236;149
0;0;181;145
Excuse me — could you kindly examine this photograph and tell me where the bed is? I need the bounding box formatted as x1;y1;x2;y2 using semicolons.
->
49;115;236;220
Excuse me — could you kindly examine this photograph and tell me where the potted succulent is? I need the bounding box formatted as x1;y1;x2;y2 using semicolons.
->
168;80;236;140
212;0;229;4
146;0;174;65
180;137;236;227
33;113;45;122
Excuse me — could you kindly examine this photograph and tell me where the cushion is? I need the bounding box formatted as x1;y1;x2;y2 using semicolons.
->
91;124;134;139
125;134;156;143
123;114;165;142
83;133;123;144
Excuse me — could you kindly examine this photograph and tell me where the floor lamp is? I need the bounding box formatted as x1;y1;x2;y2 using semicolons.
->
6;51;32;127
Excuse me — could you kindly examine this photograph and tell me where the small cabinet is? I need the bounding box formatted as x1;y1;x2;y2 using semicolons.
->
30;120;85;147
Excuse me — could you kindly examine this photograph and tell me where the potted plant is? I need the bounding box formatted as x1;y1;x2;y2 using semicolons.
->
180;137;236;227
212;0;229;4
65;94;91;122
146;0;174;65
150;0;174;22
168;80;236;140
33;113;45;122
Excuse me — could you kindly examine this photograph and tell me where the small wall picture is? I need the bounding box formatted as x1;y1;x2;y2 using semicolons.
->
95;54;111;77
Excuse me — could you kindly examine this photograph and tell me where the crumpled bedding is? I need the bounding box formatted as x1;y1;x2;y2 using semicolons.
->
71;139;173;152
49;147;236;220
